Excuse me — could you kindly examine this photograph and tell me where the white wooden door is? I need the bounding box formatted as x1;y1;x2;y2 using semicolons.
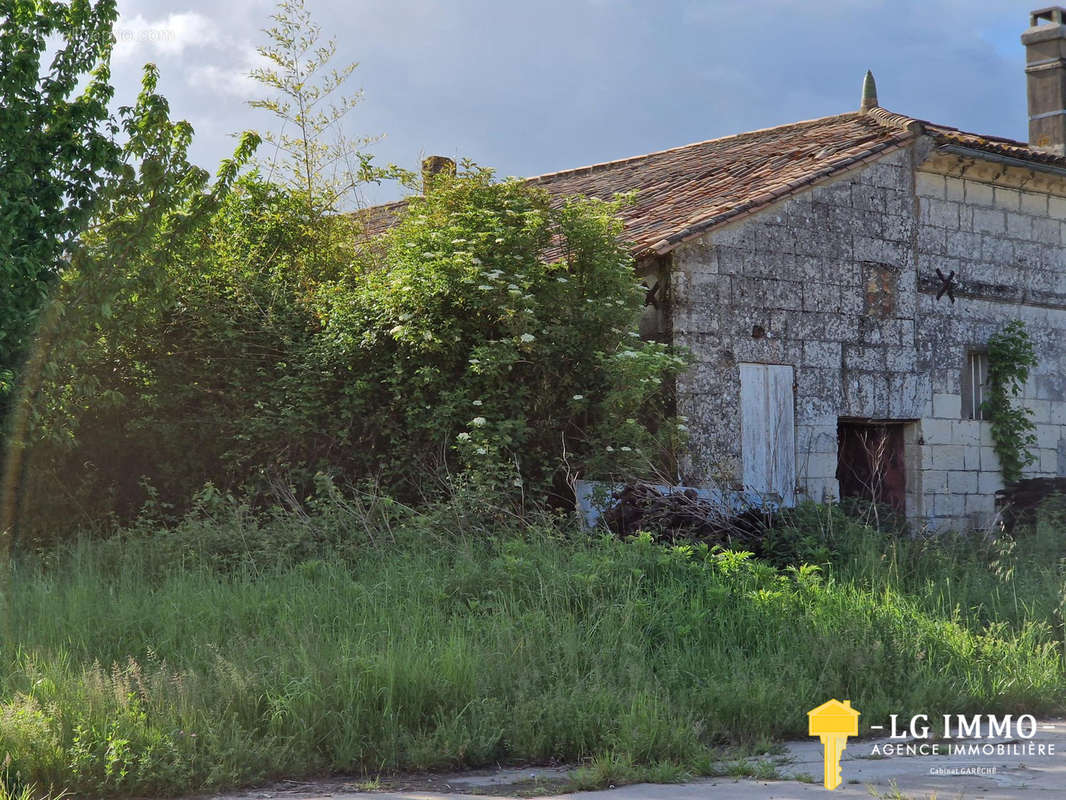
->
739;363;796;506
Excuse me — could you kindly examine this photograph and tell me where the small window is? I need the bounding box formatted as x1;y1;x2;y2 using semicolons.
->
961;350;989;420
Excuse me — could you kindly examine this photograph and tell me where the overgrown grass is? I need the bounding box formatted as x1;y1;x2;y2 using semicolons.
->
771;501;1066;640
1;495;1064;797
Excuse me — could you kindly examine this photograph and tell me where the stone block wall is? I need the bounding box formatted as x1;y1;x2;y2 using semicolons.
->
670;141;1066;531
913;164;1066;527
672;148;925;513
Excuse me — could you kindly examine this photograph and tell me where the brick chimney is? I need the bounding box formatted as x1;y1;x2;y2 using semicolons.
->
1023;7;1066;154
421;155;456;191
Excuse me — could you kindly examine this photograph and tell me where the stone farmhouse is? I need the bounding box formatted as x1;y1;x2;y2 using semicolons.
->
366;9;1066;530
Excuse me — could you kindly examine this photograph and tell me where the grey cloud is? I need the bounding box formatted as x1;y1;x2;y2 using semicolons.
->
110;0;1033;205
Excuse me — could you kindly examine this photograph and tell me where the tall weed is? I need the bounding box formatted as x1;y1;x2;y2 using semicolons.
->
1;497;1064;796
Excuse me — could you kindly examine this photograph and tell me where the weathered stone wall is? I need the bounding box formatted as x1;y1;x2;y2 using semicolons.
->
671;140;1066;530
913;158;1066;527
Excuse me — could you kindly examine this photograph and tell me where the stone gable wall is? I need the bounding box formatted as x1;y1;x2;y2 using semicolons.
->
671;142;1066;529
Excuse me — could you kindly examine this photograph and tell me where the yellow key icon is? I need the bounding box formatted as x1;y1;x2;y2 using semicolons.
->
808;699;860;790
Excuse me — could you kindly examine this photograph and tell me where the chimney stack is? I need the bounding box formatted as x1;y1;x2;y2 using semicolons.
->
1023;7;1066;154
421;155;456;190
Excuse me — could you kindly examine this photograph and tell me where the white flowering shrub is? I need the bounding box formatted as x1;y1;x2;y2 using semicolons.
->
317;165;689;499
26;167;687;528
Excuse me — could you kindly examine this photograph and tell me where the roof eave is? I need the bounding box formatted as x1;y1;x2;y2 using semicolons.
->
936;142;1066;179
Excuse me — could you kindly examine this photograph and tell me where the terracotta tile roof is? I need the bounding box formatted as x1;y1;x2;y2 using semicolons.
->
353;199;407;247
867;106;1066;168
527;111;913;255
354;107;1066;258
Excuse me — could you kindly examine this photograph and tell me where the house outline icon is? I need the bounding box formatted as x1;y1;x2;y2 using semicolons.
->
808;699;860;790
808;698;860;733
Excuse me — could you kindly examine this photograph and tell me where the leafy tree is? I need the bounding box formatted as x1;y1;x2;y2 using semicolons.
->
0;0;123;404
7;67;258;538
248;0;412;294
250;0;397;214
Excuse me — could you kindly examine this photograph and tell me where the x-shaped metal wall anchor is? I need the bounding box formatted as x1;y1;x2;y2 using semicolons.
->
935;268;956;303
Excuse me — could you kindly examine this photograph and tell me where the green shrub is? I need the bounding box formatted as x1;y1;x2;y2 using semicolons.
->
25;167;687;534
12;69;259;541
309;166;687;498
982;320;1039;483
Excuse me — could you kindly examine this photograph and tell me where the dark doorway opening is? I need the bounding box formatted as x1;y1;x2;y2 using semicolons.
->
836;420;907;512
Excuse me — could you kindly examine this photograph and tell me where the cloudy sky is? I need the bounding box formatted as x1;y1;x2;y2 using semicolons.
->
110;0;1033;206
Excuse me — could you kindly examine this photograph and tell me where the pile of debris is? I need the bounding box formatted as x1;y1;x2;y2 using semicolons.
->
600;482;771;548
996;477;1066;531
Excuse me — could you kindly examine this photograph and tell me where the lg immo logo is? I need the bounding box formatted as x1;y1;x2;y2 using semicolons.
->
808;699;859;790
869;713;1055;757
807;701;1057;790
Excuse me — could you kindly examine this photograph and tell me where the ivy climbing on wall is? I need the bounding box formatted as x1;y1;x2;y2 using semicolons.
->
981;320;1038;484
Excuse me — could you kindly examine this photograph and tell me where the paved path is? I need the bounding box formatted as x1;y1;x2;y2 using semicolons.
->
206;719;1066;799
